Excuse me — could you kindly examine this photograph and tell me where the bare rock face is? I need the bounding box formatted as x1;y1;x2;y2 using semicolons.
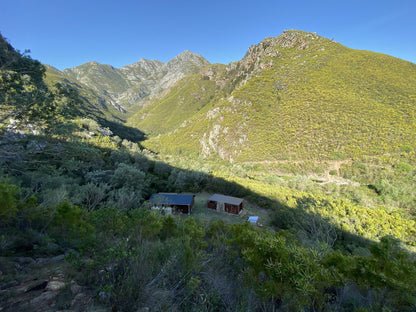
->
119;58;164;85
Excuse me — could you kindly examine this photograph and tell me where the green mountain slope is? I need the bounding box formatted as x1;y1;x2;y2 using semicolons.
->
127;68;223;134
3;31;416;312
136;30;416;162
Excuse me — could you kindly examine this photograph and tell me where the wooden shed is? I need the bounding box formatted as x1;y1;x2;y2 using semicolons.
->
149;193;195;214
207;194;244;215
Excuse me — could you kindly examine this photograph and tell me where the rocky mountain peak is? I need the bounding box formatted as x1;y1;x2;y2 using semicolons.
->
59;51;210;112
121;58;163;71
149;51;210;95
165;50;210;70
120;59;163;84
223;30;326;90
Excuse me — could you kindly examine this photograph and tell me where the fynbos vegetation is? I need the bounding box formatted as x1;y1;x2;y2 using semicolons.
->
1;31;416;311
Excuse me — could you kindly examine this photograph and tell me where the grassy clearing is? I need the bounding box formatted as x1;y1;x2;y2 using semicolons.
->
181;192;273;227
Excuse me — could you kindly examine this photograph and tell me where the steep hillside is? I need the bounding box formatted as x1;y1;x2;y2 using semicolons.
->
61;51;210;113
44;64;127;117
63;62;130;93
138;30;416;162
2;32;416;312
127;67;224;134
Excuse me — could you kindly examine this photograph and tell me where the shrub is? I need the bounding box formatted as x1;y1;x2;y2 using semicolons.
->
400;145;414;153
0;180;19;226
395;162;413;172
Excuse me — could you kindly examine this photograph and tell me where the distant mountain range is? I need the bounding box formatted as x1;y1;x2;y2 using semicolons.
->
46;50;210;114
45;30;416;162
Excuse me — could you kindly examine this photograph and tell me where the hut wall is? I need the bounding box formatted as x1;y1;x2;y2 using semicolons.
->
207;201;217;210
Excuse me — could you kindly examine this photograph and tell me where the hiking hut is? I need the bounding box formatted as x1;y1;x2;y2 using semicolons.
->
207;194;244;215
149;193;195;214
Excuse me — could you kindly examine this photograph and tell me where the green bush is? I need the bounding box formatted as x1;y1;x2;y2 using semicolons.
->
0;180;19;226
395;162;413;172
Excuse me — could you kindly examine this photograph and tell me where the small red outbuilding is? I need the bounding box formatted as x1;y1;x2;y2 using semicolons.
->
207;194;244;215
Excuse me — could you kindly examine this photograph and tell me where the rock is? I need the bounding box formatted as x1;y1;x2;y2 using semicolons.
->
30;290;58;305
71;292;92;310
35;254;65;265
14;256;36;272
14;256;36;265
51;254;65;262
46;280;66;291
97;127;113;136
70;280;83;295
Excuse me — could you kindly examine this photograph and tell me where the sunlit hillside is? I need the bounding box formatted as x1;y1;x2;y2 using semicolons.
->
2;31;416;312
135;30;416;162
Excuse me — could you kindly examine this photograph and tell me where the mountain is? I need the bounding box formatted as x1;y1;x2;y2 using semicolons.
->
2;31;416;312
130;30;416;162
61;51;210;113
44;64;126;120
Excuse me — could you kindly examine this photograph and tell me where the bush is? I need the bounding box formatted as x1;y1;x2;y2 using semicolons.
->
0;180;19;226
111;163;147;195
400;145;414;153
395;162;413;172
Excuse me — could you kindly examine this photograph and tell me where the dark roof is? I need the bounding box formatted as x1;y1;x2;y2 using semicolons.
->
150;193;194;206
208;194;243;206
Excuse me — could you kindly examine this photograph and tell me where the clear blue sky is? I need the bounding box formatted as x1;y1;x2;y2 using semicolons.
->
1;0;415;70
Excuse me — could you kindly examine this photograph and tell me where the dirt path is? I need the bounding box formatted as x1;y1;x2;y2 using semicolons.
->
241;159;358;186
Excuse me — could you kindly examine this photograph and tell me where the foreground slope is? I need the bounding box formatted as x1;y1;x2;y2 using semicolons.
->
137;30;416;162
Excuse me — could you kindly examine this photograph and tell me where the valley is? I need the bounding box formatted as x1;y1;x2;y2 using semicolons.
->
1;30;416;311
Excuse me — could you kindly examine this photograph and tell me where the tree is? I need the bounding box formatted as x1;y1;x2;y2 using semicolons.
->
0;33;56;127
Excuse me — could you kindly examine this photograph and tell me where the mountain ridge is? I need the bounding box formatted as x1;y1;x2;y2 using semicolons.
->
129;30;416;162
60;50;210;113
2;30;416;312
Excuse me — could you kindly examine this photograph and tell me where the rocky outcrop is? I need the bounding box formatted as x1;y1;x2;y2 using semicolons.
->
223;30;321;90
0;254;107;312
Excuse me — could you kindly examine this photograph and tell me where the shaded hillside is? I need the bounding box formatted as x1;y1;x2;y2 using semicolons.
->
136;30;416;162
2;33;416;312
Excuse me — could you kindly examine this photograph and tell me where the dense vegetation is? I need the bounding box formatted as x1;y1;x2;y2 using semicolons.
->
136;31;416;162
1;31;416;311
127;74;220;134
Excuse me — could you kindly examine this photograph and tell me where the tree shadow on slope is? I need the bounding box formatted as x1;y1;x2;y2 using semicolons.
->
98;118;146;145
1;131;415;312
